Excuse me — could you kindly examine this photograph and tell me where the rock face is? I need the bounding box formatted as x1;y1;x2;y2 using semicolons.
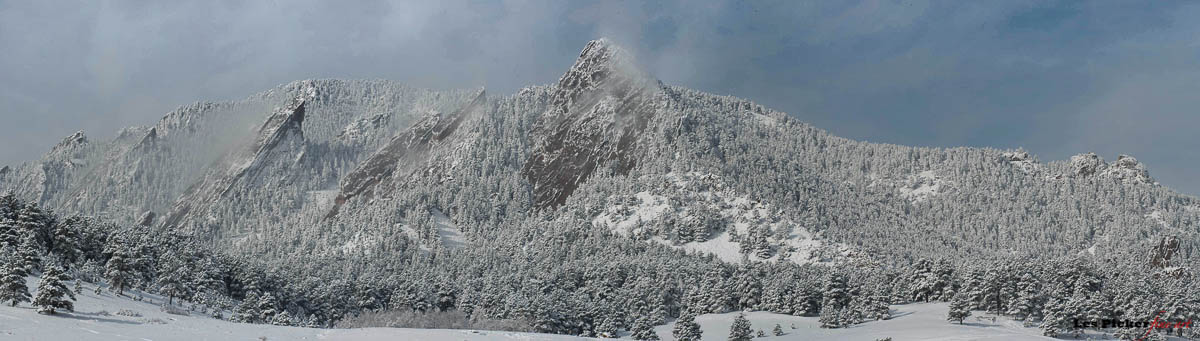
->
0;39;1192;265
1001;151;1039;174
1001;151;1030;162
1066;152;1154;184
161;94;312;235
329;90;488;217
1104;154;1153;184
522;39;661;208
1070;152;1106;177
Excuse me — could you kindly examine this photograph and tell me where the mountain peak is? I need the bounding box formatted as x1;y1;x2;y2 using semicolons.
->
56;130;87;147
523;39;661;208
48;130;89;157
551;39;649;111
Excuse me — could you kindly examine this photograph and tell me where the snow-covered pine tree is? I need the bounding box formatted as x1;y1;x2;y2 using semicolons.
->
0;247;31;306
672;310;702;341
772;323;784;336
33;264;75;314
819;304;842;328
233;291;261;323
593;310;622;338
837;305;862;327
629;312;660;340
103;240;134;296
257;292;279;323
17;231;41;274
1007;272;1041;320
155;250;190;305
790;285;819;316
981;267;1007;314
947;292;971;324
961;268;986;310
819;272;851;328
1039;300;1066;337
0;214;18;249
729;312;753;341
270;309;294;326
864;293;891;321
49;217;81;267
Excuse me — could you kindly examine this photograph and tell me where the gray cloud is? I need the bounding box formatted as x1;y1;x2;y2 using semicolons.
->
1;0;1198;195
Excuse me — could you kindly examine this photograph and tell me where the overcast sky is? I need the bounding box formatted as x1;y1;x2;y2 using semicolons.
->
1;0;1198;195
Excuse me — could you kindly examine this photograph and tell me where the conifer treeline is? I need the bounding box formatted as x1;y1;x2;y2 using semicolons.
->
2;193;1195;339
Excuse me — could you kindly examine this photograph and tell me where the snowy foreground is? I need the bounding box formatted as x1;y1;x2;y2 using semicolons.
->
649;304;1055;341
0;278;1066;341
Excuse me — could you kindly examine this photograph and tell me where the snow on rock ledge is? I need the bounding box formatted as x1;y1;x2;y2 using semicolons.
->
1001;151;1040;174
899;170;952;203
1063;152;1154;184
1070;152;1106;177
1103;154;1153;184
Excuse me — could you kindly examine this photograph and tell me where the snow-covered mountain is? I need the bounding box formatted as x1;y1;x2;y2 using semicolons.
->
1;39;1198;339
2;39;1194;265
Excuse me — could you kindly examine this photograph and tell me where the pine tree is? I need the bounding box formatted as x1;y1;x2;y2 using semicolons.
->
270;310;294;326
17;232;41;274
729;313;753;341
819;305;842;328
0;215;18;249
822;272;850;311
820;272;850;328
257;292;279;323
49;218;81;267
630;312;660;340
233;291;261;323
593;308;622;338
155;250;190;305
103;242;134;296
672;310;703;341
772;323;784;336
0;247;31;306
33;264;75;314
947;292;971;324
1007;272;1041;320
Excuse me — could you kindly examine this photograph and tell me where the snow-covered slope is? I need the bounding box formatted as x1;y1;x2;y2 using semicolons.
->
650;303;1057;341
0;277;585;341
591;172;851;264
0;38;1195;295
1;279;1064;341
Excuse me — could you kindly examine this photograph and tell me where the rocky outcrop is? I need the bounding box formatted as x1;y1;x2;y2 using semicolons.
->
522;39;661;208
1070;152;1106;177
1104;154;1153;184
329;90;488;217
161;95;311;232
337;112;391;147
1065;152;1154;184
1001;151;1039;174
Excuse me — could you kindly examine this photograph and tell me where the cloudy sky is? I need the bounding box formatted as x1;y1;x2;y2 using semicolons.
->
1;0;1198;195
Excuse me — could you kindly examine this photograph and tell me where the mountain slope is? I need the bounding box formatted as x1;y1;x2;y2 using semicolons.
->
0;39;1196;266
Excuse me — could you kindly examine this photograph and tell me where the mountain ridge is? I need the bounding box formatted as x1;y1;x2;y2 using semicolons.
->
0;39;1195;266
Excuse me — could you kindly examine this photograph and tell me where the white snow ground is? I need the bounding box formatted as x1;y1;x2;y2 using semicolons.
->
2;277;1073;341
650;303;1057;341
0;277;580;341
